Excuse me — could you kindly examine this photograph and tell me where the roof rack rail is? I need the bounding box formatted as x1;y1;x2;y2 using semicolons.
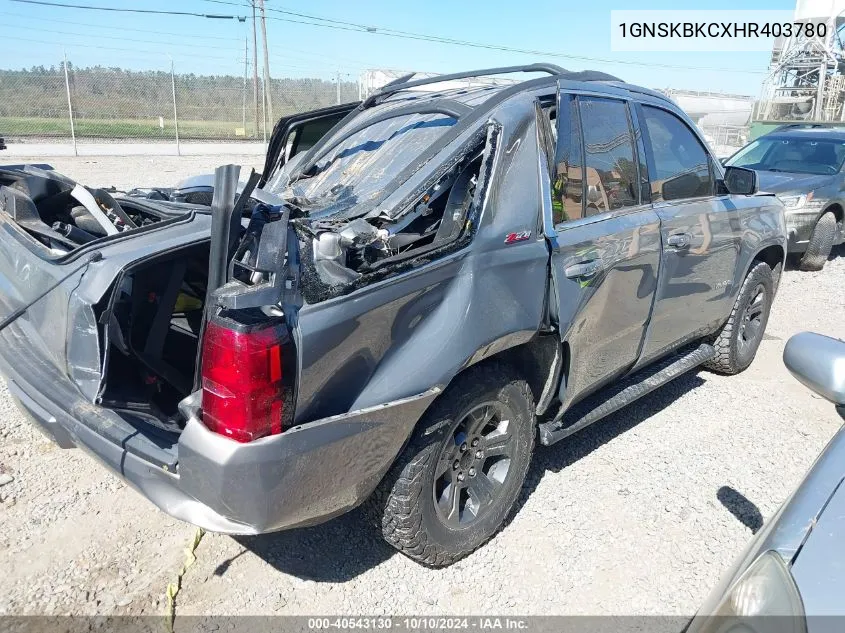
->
381;72;416;89
561;70;622;83
770;122;841;133
600;81;668;102
364;63;568;106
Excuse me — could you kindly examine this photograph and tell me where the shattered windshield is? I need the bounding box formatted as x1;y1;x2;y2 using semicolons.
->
266;112;457;220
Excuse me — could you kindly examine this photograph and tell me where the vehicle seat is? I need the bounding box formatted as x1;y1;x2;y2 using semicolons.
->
808;144;836;165
432;162;477;245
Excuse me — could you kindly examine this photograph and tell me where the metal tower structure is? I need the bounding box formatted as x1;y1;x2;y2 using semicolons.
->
757;0;845;124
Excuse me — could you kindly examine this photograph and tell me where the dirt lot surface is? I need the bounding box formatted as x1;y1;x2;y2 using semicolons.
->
4;154;265;190
2;141;266;159
0;155;843;622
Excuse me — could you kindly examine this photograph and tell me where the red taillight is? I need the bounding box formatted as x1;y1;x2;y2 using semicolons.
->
201;317;287;443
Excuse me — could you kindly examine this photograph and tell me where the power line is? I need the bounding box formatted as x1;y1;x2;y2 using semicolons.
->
197;0;767;75
193;4;387;69
2;3;372;72
1;34;241;61
1;34;361;75
2;23;244;52
2;24;371;73
2;9;244;41
7;0;767;75
201;0;254;8
256;17;764;75
8;0;248;20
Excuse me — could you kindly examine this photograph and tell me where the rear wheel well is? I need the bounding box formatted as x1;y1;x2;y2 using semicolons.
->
463;334;560;411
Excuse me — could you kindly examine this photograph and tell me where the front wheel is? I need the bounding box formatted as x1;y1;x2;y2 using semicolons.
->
798;211;836;272
371;363;535;567
704;261;774;375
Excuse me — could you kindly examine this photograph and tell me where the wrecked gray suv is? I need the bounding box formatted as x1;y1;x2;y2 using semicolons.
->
0;65;787;566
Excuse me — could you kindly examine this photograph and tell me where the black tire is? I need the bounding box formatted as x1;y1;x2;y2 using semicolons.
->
798;211;836;272
771;261;783;295
371;362;535;567
704;261;774;375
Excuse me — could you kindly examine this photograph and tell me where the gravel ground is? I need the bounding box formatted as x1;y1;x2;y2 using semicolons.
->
2;141;265;158
0;155;843;621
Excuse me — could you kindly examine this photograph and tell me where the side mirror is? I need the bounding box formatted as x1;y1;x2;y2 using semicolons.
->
723;166;758;195
719;157;728;166
783;332;845;406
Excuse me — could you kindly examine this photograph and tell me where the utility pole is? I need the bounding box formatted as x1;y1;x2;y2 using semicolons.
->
62;51;77;156
251;1;259;137
170;58;180;156
257;0;273;125
242;36;248;133
261;76;267;143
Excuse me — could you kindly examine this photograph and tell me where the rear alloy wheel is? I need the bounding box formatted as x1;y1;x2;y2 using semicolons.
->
704;261;774;375
799;211;836;272
433;402;516;528
372;363;535;567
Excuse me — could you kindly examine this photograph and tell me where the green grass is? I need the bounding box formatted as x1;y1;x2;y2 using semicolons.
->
0;116;262;140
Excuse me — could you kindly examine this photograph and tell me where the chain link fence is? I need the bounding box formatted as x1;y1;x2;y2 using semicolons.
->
0;60;360;151
3;64;757;159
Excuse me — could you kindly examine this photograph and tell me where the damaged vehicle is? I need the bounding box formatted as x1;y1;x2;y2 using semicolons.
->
0;65;787;566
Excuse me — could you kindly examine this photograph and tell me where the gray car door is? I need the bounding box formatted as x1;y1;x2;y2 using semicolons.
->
634;102;742;367
543;92;661;409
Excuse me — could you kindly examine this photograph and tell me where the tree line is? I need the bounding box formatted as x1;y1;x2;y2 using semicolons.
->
0;65;359;121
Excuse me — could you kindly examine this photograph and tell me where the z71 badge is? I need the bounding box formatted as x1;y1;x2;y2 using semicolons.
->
504;230;531;244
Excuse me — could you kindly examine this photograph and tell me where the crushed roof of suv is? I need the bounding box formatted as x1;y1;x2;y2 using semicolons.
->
291;64;673;188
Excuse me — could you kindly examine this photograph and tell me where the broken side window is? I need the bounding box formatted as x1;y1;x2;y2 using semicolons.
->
298;124;497;303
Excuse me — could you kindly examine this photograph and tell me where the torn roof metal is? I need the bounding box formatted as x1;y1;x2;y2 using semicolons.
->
271;64;673;224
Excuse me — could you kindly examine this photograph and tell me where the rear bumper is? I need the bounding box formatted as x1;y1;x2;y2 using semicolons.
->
1;323;438;534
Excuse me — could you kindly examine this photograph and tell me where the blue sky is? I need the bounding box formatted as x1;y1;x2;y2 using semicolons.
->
1;0;794;95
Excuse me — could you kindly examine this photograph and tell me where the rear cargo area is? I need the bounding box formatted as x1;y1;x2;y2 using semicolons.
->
98;242;210;429
0;163;296;439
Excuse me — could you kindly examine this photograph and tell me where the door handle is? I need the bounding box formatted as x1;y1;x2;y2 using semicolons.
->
667;233;691;249
564;260;602;279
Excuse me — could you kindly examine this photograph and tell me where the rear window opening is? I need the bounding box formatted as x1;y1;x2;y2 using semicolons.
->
267;112;459;220
297;125;497;303
98;241;210;430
